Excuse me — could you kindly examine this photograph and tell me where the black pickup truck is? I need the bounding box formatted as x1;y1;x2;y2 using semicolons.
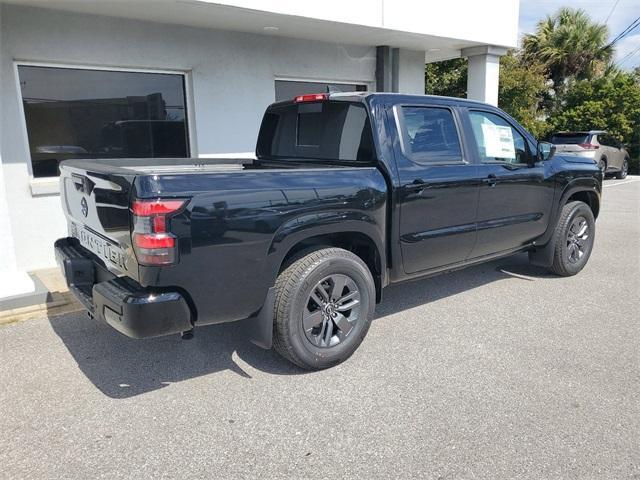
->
55;92;602;369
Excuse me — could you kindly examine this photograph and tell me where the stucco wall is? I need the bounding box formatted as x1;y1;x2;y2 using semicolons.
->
397;49;426;95
0;5;426;271
0;3;19;272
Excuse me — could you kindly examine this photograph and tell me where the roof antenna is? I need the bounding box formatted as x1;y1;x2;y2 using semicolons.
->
326;85;341;94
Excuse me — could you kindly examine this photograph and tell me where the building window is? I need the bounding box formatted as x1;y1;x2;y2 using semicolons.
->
17;65;190;178
275;80;367;102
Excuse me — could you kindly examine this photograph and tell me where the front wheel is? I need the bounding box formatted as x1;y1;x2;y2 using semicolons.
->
616;158;629;179
549;201;595;277
273;248;375;370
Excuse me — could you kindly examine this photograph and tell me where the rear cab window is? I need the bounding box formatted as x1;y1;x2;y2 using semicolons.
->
256;100;375;163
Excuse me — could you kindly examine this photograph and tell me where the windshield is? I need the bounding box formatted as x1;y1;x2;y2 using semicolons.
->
256;101;375;163
550;134;591;145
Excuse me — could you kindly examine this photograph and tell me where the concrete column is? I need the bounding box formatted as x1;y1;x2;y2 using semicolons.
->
0;4;35;300
462;45;508;106
376;46;394;92
397;49;426;94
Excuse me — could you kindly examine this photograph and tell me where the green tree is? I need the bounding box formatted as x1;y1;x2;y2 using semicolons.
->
424;53;548;137
498;51;549;138
424;58;467;98
550;71;640;158
522;8;612;88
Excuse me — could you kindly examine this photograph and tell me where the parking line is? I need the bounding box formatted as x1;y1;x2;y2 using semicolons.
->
603;179;640;188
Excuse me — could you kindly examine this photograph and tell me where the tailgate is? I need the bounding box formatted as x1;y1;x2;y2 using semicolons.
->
59;163;138;279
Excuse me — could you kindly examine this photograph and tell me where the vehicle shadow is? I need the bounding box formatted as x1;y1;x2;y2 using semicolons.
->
49;253;557;399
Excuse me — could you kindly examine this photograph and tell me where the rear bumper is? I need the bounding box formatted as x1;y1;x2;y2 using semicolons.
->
54;237;192;339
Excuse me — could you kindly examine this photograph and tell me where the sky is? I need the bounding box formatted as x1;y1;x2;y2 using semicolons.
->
519;0;640;70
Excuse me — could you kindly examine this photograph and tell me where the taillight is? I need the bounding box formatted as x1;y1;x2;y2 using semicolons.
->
131;199;186;266
294;93;328;103
578;143;599;150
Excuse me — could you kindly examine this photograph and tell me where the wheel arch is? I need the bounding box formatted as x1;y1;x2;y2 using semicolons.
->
269;220;386;303
530;180;600;268
564;188;600;219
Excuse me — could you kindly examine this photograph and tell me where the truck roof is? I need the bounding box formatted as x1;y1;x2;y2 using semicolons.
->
270;92;496;110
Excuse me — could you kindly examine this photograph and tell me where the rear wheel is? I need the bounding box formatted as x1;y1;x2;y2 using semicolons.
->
549;201;595;277
616;158;629;179
273;248;375;370
598;158;607;177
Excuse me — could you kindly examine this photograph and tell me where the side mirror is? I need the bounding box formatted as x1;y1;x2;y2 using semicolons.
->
536;141;555;162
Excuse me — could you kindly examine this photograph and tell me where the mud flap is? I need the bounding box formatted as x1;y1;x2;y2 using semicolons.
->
528;238;556;268
241;287;275;349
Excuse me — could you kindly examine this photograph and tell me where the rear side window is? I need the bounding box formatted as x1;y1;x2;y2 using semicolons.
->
597;134;618;147
550;134;591;145
397;106;462;164
256;101;374;162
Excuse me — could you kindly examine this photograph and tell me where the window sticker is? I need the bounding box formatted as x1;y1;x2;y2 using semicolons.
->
481;123;516;159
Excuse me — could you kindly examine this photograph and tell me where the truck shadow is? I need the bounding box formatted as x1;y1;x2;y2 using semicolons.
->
49;253;557;399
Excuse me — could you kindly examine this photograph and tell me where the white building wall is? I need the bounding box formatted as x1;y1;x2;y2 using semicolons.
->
198;0;519;48
0;4;35;296
0;5;429;271
0;3;14;273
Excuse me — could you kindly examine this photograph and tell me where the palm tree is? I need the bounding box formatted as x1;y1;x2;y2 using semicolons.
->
522;8;613;88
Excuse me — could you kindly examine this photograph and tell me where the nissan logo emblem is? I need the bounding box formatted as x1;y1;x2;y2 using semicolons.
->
81;197;88;217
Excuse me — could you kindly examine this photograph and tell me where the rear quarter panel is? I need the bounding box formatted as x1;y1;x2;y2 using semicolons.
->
135;167;388;325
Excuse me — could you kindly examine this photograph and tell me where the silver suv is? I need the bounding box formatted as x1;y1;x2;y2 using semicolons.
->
550;131;629;179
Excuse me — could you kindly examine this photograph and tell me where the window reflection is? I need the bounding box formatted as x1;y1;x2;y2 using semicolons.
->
18;65;189;177
275;80;366;102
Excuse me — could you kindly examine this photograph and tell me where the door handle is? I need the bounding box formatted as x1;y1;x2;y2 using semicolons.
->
409;179;427;195
482;174;497;188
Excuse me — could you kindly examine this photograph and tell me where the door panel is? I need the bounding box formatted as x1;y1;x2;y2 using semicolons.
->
473;163;553;256
392;105;479;274
599;135;623;170
399;165;479;272
467;110;554;258
611;142;624;169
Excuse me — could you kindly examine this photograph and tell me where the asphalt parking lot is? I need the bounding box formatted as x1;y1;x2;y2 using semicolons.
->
1;177;639;479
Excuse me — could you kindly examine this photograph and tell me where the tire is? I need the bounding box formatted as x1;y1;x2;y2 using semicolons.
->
598;157;607;177
549;201;596;277
273;247;375;370
616;158;629;179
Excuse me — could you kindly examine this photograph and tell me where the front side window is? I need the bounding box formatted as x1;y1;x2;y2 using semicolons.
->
469;110;529;165
18;65;189;178
398;106;463;164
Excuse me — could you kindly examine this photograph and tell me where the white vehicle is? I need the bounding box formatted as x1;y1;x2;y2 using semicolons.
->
550;131;629;179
